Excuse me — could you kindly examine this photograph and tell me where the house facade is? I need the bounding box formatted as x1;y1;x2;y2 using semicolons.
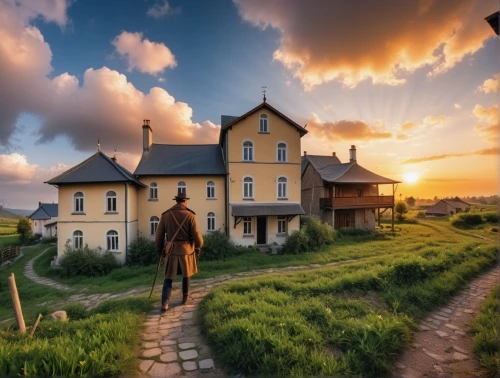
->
29;202;58;237
301;146;399;229
47;100;307;262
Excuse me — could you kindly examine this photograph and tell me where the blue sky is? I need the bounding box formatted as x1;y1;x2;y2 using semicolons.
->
0;0;498;209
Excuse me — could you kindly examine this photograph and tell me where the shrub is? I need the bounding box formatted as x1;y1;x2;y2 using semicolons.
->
302;216;335;250
59;243;120;277
40;236;58;244
199;231;254;261
388;259;429;285
126;237;156;266
336;227;373;238
16;217;32;244
482;212;499;224
416;211;426;219
395;201;408;221
281;229;309;254
450;213;484;228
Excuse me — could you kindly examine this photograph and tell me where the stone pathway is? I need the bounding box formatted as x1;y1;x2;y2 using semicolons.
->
23;247;74;291
392;266;500;378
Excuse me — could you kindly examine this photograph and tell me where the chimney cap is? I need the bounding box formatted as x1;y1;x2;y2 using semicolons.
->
350;145;356;149
304;151;307;156
143;119;151;127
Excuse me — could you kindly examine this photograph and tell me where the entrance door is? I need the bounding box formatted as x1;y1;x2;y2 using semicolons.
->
334;210;355;229
257;216;267;245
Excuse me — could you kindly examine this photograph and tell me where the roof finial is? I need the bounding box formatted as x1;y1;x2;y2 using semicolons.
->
97;138;101;151
261;86;266;102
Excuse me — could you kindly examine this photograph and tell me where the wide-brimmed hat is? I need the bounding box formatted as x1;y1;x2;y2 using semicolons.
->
173;192;190;201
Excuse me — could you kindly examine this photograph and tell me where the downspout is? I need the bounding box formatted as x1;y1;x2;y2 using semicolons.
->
124;182;128;259
225;131;230;237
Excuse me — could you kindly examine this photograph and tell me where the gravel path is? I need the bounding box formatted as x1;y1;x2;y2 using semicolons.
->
23;247;74;291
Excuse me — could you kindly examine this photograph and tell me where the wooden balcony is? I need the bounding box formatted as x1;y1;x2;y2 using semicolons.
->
319;196;394;209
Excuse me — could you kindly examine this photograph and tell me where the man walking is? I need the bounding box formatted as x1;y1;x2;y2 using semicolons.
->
155;192;203;312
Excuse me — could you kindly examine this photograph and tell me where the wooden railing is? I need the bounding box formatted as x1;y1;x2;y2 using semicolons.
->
320;196;394;209
0;246;21;266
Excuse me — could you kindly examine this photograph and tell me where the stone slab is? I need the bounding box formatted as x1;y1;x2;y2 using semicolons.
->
179;349;198;360
452;352;468;361
142;347;162;358
143;341;159;349
149;362;181;377
160;352;178;363
435;330;449;338
160;339;177;346
179;342;196;350
139;359;154;373
199;359;215;371
183;361;198;371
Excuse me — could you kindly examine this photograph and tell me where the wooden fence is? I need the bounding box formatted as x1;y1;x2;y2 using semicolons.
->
0;246;20;265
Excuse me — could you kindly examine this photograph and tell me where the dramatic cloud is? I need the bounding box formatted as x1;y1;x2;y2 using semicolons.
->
112;31;177;75
146;0;180;19
0;153;38;183
473;104;498;143
306;113;392;142
234;0;496;89
396;114;449;139
477;74;498;93
401;147;499;164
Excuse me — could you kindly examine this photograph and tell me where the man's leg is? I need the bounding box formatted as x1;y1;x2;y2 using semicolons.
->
182;276;190;305
161;279;173;311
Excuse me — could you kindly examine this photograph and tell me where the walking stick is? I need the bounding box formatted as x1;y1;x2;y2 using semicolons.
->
149;254;162;299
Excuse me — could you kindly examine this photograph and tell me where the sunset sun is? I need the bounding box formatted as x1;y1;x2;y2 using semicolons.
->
404;172;420;184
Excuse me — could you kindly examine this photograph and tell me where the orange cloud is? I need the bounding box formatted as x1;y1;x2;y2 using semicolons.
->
0;153;38;183
400;121;419;131
234;0;496;89
112;31;177;75
473;104;499;143
396;114;448;139
401;147;499;164
478;74;499;93
307;113;392;142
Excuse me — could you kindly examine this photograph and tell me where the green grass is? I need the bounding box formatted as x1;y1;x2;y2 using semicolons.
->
0;234;20;246
200;241;498;376
0;297;153;377
470;285;500;375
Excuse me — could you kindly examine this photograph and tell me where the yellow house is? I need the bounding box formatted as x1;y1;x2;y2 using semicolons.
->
47;100;307;262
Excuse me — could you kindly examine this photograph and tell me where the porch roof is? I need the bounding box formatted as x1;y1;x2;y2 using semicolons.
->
318;162;400;184
231;203;305;217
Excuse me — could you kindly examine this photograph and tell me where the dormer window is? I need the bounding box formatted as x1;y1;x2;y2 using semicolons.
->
243;141;253;161
259;114;268;133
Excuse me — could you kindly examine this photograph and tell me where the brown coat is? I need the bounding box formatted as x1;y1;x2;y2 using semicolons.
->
154;203;203;279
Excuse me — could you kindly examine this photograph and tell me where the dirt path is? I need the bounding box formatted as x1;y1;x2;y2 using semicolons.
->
392;266;500;378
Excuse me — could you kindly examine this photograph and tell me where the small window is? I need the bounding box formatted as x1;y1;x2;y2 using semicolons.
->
207;181;215;199
73;230;83;249
259;114;268;132
107;230;119;251
150;216;159;235
243;177;254;199
207;212;216;231
106;191;117;212
243;141;253;161
278;216;287;234
277;143;287;162
149;182;158;200
178;181;186;195
243;217;252;235
277;177;287;199
74;192;84;213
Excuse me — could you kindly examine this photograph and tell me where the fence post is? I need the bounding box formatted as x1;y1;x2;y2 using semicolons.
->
8;273;26;333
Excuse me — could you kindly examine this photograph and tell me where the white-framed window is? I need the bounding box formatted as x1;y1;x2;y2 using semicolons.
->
107;230;119;251
243;217;252;235
243;141;253;161
178;181;186;195
149;182;158;200
74;192;84;213
73;230;83;249
150;216;159;235
207;181;215;199
106;191;117;212
277;177;287;199
259;114;268;132
277;142;287;162
243;176;254;199
207;212;216;231
278;216;287;234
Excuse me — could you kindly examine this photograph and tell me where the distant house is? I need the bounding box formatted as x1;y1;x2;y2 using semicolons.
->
29;202;58;237
301;146;400;230
426;197;470;217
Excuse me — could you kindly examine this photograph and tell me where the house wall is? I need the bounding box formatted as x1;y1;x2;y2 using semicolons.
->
31;220;45;235
56;183;138;264
136;175;226;240
301;163;324;219
354;208;376;229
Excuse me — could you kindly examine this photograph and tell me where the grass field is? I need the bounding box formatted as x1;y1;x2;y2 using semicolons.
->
0;218;19;246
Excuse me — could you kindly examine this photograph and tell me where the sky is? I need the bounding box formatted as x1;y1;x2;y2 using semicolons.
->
0;0;498;210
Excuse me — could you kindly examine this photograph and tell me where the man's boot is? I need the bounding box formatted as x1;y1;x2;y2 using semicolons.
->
161;279;173;312
182;277;190;305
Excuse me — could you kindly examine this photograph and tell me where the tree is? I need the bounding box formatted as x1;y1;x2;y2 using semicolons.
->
16;217;32;244
405;196;416;207
395;201;408;221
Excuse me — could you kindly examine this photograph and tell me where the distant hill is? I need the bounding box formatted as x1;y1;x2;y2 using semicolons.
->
6;208;34;217
0;208;30;219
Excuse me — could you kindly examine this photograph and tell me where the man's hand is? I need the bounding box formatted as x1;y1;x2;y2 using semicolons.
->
195;248;201;259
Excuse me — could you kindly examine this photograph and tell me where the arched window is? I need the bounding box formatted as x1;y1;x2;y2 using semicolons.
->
73;230;83;249
107;230;119;251
207;212;216;231
243;141;253;161
206;181;215;199
259;114;268;132
277;177;287;199
74;192;84;213
106;191;117;212
243;177;254;199
277;142;287;162
178;181;186;195
150;216;159;235
149;182;158;200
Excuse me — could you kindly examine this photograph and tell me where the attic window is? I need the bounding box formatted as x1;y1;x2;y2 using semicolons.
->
259;114;268;132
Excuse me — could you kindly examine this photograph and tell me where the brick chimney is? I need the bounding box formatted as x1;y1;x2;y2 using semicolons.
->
142;120;152;151
332;152;336;157
304;151;307;156
349;145;356;162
